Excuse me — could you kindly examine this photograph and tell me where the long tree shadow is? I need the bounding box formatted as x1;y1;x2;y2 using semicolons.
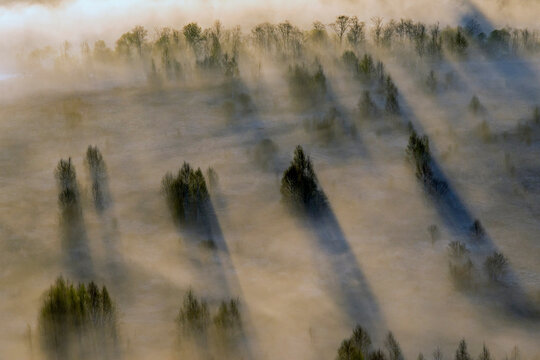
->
162;163;259;359
304;198;385;337
282;145;386;339
399;93;540;320
56;158;95;282
86;145;127;282
458;1;540;102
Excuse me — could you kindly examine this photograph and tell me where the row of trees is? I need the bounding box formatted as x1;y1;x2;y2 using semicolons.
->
337;325;523;360
27;17;540;81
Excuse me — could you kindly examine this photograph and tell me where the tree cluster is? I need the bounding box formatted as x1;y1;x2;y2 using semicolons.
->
39;277;118;360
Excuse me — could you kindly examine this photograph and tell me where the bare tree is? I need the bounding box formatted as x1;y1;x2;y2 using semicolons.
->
371;17;384;45
330;15;350;45
347;16;365;48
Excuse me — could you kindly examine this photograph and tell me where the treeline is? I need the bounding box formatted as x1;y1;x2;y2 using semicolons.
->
336;324;524;360
26;17;540;80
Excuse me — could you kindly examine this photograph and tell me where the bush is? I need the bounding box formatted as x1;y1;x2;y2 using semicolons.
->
176;291;244;352
176;290;210;336
484;251;508;282
469;219;485;240
86;146;110;213
447;241;469;259
448;241;474;288
213;299;242;330
280;145;326;213
468;95;484;115
449;258;474;289
162;162;210;230
39;277;118;360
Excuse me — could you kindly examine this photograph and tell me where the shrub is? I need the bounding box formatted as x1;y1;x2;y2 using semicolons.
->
447;241;469;259
162;162;210;230
468;95;484;115
86;146;110;213
212;298;243;351
213;299;242;330
280;145;326;213
449;258;474;289
448;240;474;288
176;290;210;336
484;252;508;282
469;219;485;240
39;277;118;360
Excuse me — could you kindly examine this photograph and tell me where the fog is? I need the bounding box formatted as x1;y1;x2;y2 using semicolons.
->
1;1;540;360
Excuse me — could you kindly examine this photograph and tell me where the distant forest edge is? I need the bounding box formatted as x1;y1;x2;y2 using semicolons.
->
19;16;540;82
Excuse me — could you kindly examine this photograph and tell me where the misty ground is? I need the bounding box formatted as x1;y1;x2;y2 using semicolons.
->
1;9;540;358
